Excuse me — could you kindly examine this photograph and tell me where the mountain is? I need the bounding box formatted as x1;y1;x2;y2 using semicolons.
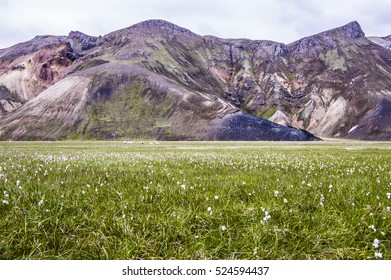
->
0;20;390;141
368;35;391;50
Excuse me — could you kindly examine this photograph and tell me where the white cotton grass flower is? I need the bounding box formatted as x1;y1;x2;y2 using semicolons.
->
375;252;383;259
221;225;227;232
373;238;380;249
207;206;213;216
262;211;271;223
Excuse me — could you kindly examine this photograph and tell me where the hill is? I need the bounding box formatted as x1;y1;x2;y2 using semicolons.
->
1;20;390;140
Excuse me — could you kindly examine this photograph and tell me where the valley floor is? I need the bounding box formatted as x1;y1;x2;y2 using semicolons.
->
1;140;390;259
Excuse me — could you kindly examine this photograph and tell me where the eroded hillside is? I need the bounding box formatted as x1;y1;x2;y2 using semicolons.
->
1;20;390;140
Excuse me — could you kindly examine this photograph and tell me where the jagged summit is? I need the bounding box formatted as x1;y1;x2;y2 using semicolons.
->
287;21;366;58
68;31;98;51
328;21;365;39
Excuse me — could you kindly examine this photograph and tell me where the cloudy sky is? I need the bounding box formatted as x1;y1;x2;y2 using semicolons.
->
1;0;391;49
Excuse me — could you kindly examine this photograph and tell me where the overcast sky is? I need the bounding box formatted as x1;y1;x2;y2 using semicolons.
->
1;0;391;49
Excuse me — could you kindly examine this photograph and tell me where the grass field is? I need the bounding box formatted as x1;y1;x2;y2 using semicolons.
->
1;140;390;259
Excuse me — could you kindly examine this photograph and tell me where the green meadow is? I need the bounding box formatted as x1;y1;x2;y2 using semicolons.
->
0;141;390;259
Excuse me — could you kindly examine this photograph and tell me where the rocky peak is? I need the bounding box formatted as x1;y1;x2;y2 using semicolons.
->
68;31;98;51
0;35;69;62
332;21;365;39
288;21;365;58
132;19;196;36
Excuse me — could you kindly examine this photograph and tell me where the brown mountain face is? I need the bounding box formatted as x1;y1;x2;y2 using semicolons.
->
0;20;390;140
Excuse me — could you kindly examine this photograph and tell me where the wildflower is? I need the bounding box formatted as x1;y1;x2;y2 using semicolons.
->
207;207;212;212
2;200;8;205
194;235;199;239
387;193;391;199
369;225;377;232
387;206;391;212
180;184;186;190
329;185;333;192
82;190;86;195
352;202;355;207
4;191;9;198
16;180;20;186
38;199;44;207
262;211;271;223
274;191;279;197
283;198;288;204
381;232;385;236
221;225;227;232
375;252;383;259
214;195;219;200
320;194;325;207
373;238;380;249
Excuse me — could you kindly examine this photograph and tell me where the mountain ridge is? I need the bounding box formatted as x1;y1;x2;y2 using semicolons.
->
1;20;391;140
